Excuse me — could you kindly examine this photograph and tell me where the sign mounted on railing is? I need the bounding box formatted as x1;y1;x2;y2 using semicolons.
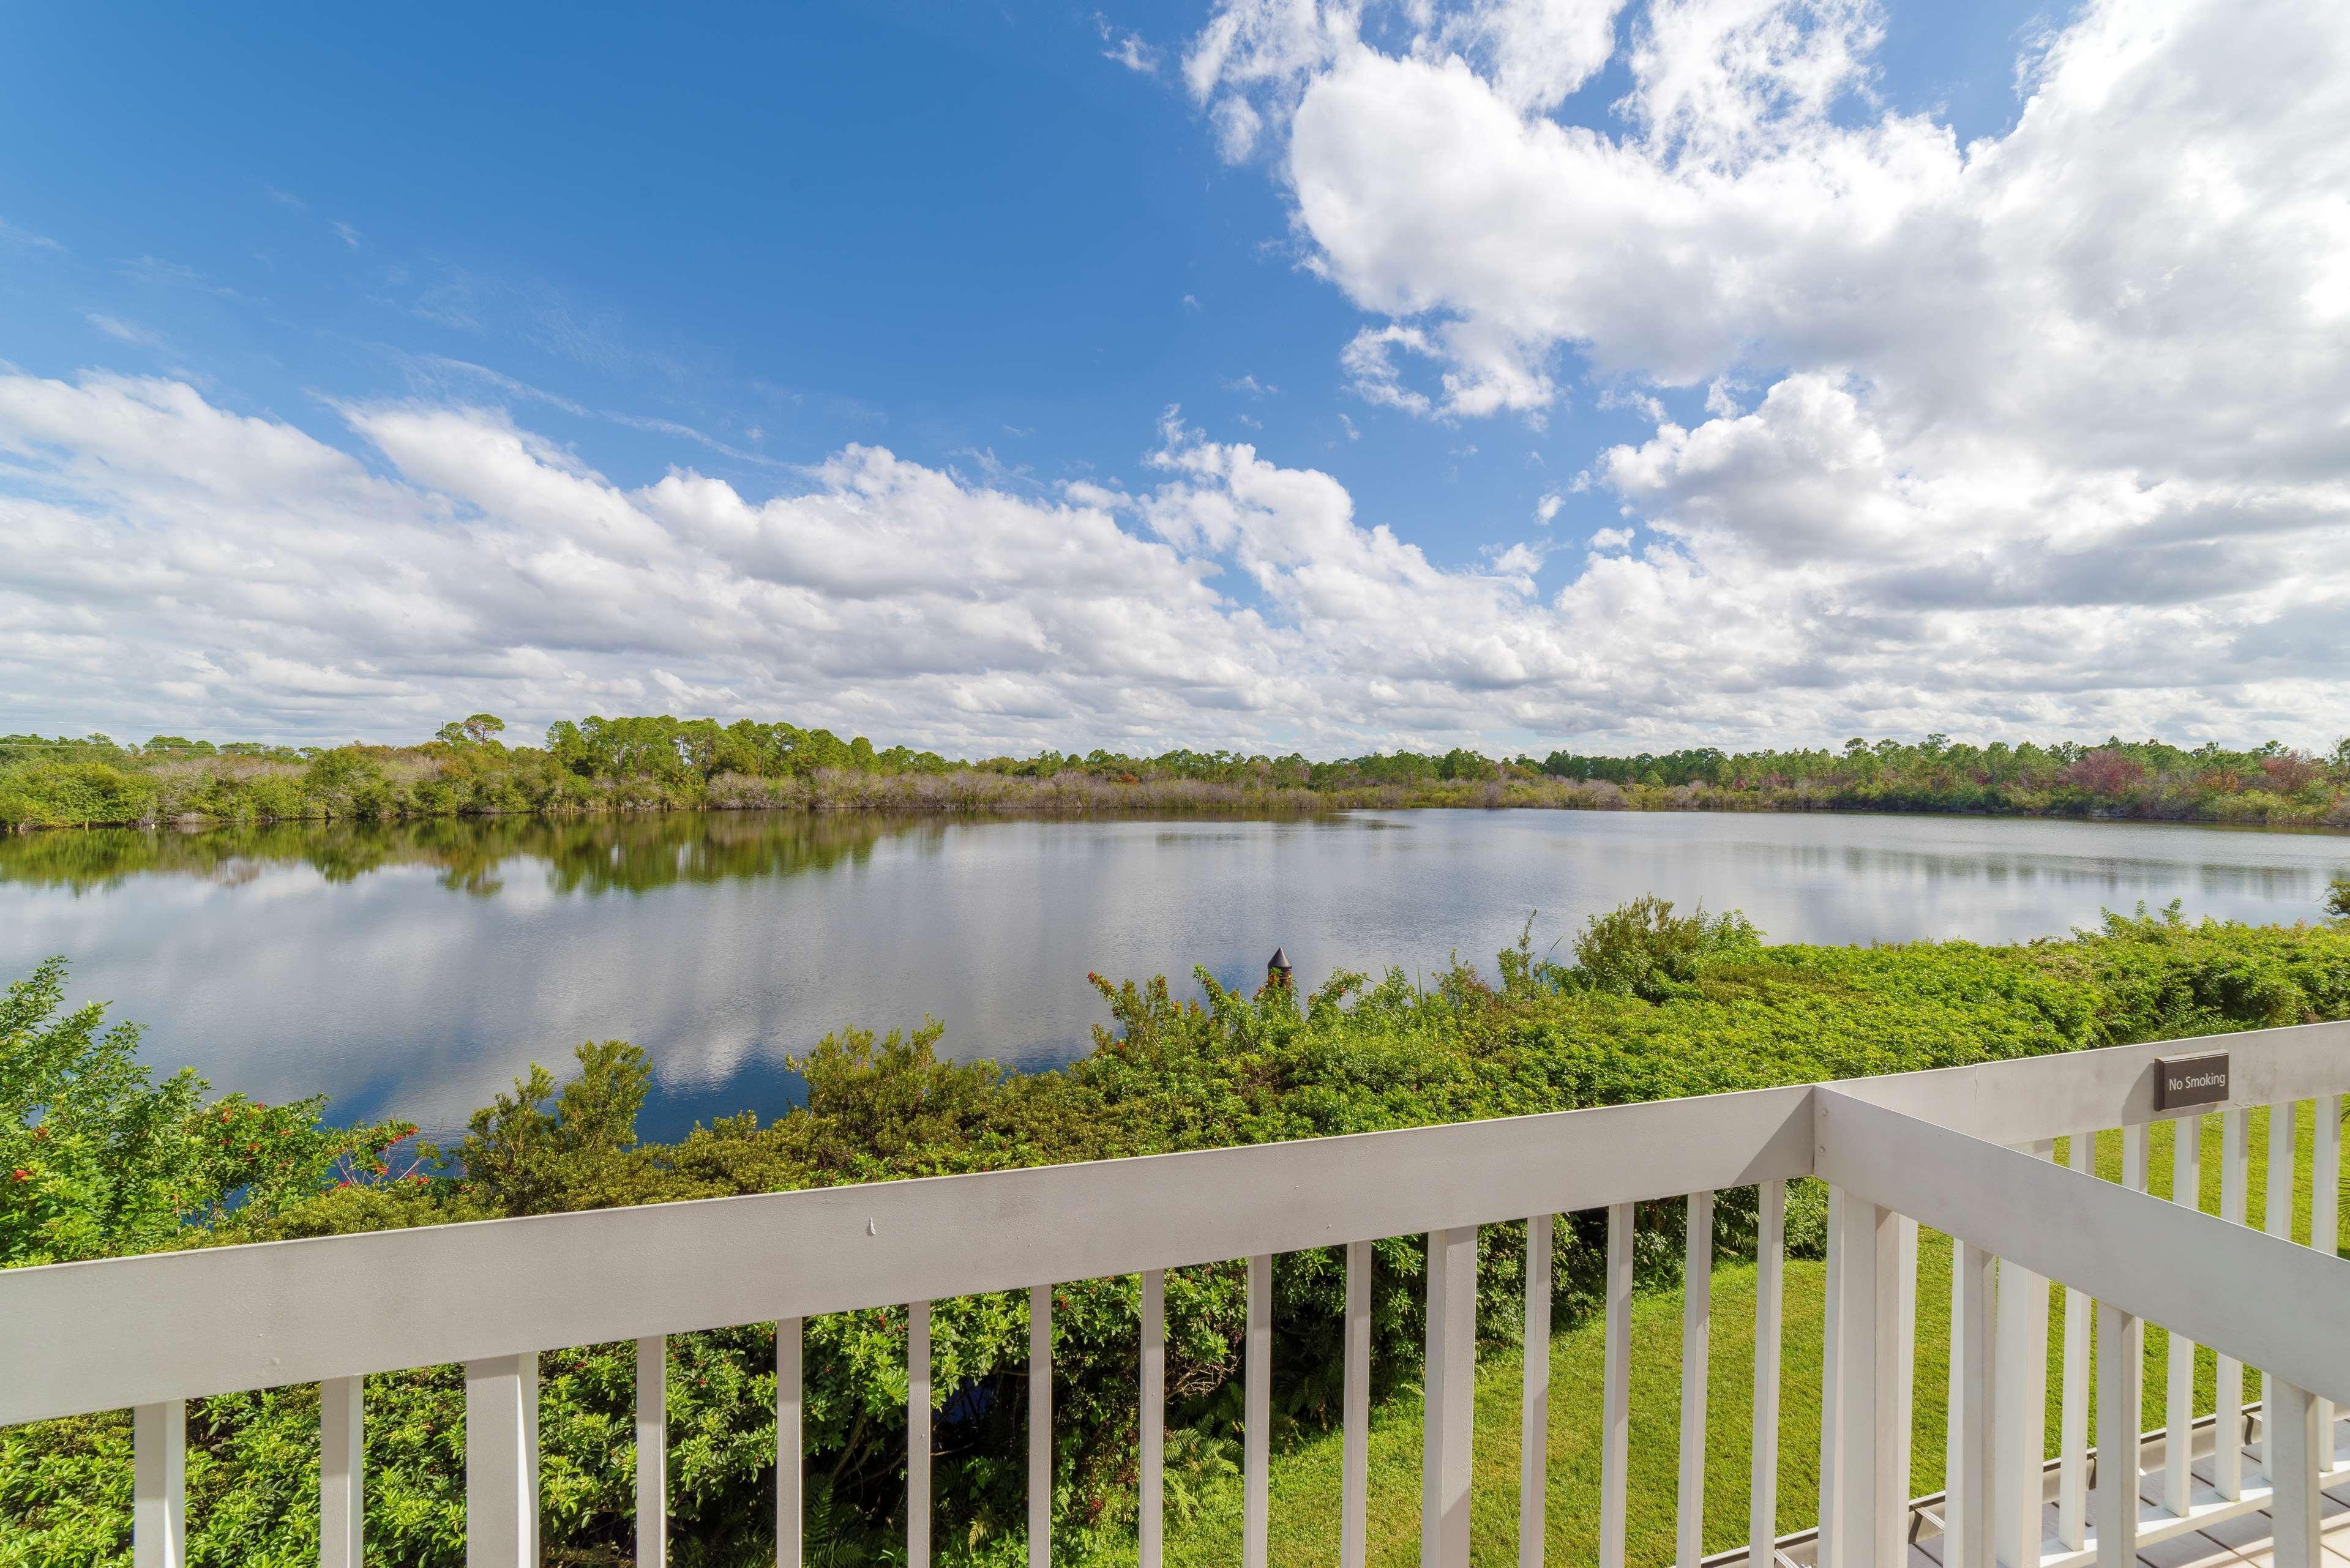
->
2156;1050;2230;1110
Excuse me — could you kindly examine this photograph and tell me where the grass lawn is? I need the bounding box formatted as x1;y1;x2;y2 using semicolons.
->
1104;1104;2345;1568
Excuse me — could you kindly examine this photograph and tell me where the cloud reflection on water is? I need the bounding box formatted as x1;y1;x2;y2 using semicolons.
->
2;809;2344;1144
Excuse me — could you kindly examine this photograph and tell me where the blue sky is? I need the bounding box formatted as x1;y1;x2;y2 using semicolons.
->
3;0;2344;756
1;0;2040;558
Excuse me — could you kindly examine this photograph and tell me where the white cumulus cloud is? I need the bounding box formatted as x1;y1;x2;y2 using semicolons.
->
2;367;2338;755
1167;0;2350;741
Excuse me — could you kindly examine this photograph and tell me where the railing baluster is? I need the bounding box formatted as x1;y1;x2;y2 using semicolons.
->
2094;1300;2141;1567
2120;1122;2147;1193
2262;1100;2297;1480
1520;1217;1551;1568
1246;1253;1271;1568
638;1335;667;1568
1993;1140;2054;1568
2124;1124;2143;1457
1031;1285;1053;1568
1675;1192;1713;1568
1749;1181;1785;1568
133;1399;185;1568
1599;1202;1634;1568
779;1316;803;1568
2313;1096;2341;1465
1828;1193;1901;1568
1423;1226;1477;1568
909;1301;931;1568
463;1353;539;1568
1817;1184;1842;1568
2165;1113;2201;1516
321;1375;362;1568
2216;1108;2248;1499
2270;1380;2322;1568
1953;1242;1996;1568
2059;1133;2094;1551
1142;1271;1166;1568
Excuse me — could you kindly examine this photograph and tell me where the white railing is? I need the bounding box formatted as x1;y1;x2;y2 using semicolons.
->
5;1018;2349;1568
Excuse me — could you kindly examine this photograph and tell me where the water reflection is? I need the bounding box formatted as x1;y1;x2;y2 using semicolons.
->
0;811;936;897
2;808;2343;1146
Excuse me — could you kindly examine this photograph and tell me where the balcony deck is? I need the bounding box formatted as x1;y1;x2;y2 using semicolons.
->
1903;1471;2350;1568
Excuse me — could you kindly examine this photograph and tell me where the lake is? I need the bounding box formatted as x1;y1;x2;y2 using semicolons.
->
4;808;2344;1144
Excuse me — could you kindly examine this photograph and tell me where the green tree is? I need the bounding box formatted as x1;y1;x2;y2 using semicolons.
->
1;958;422;1266
2327;876;2350;926
435;713;507;745
0;958;201;1266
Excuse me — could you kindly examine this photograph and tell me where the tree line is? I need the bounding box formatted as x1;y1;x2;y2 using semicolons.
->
2;717;2346;831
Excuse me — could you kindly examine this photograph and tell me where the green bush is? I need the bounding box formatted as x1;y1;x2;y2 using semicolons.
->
1566;895;1762;1002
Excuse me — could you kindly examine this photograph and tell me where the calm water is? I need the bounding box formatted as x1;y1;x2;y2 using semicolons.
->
4;809;2345;1144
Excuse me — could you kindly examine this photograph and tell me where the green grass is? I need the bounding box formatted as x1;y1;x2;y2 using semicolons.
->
1116;1104;2346;1568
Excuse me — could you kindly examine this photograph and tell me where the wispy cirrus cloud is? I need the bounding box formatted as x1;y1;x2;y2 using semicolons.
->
0;216;67;255
85;315;163;348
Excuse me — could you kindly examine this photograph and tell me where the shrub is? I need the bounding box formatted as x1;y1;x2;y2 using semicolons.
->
1569;894;1764;1001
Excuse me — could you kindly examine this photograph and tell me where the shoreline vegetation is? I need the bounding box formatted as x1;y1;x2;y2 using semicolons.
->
7;898;2350;1564
6;715;2350;834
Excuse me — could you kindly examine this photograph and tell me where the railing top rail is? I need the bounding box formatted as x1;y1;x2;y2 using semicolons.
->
1814;1085;2350;1406
1832;1017;2350;1144
0;1080;1813;1425
2;1017;2345;1427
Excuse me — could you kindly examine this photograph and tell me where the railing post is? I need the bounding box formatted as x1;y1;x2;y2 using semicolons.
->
464;1353;539;1568
1749;1181;1785;1568
1675;1191;1714;1568
909;1301;931;1568
2270;1379;2322;1568
1142;1271;1166;1568
779;1317;803;1568
1951;1242;1996;1568
1945;1234;1963;1559
1246;1253;1271;1568
2094;1301;2141;1567
638;1335;667;1568
1828;1195;1901;1568
1422;1226;1476;1568
133;1399;185;1568
1519;1217;1551;1568
2165;1113;2202;1515
1030;1283;1053;1568
1599;1203;1634;1568
1993;1140;2053;1568
1894;1212;1918;1515
321;1376;364;1568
